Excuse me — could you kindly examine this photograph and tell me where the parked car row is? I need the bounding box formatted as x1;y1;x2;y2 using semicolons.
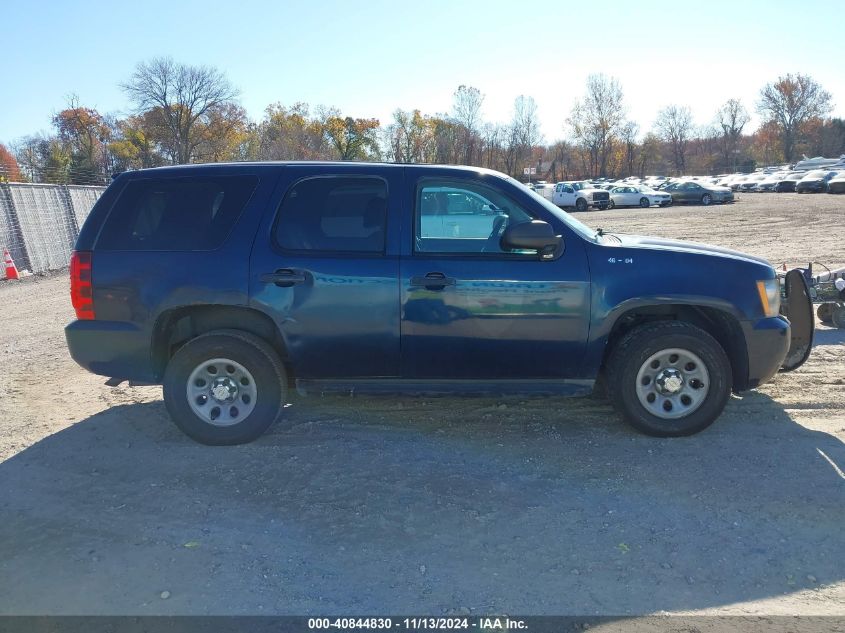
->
716;169;844;193
524;178;732;211
523;163;844;212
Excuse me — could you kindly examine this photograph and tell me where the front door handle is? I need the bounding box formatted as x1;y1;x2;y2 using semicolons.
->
261;269;307;287
410;272;457;289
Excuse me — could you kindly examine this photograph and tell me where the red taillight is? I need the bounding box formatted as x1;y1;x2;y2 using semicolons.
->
70;250;95;320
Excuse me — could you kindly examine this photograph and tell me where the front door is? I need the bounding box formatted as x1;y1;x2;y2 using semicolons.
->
250;167;402;379
401;172;591;380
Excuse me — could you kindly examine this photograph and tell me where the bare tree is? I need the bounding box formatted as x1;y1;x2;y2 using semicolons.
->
620;121;639;177
451;85;484;164
505;95;541;176
757;73;833;162
122;57;239;164
567;74;626;178
715;99;750;172
655;105;694;175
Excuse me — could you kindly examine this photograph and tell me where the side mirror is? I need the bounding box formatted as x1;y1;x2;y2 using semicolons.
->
501;220;563;261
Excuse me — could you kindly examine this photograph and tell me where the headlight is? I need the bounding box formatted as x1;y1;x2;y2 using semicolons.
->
756;279;781;317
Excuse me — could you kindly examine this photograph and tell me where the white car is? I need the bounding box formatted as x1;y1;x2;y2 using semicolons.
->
552;181;611;211
755;172;789;192
532;182;556;201
608;185;672;209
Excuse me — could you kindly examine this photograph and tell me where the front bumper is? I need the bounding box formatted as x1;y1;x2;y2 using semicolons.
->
740;316;790;389
65;320;157;383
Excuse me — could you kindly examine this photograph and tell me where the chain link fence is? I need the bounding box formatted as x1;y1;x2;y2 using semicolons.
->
0;183;105;276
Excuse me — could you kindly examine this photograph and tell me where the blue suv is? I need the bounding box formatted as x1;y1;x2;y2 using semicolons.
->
65;162;813;444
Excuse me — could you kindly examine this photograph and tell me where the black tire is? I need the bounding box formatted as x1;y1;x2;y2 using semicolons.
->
701;193;713;206
575;198;588;212
817;303;834;324
832;304;845;329
163;329;287;445
608;199;616;209
605;321;732;437
639;197;650;208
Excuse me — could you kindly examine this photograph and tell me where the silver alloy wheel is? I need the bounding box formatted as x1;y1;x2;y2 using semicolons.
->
640;197;649;208
186;357;258;426
635;348;710;420
702;193;712;205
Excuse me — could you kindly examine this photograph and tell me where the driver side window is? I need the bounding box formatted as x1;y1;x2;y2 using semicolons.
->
415;180;536;255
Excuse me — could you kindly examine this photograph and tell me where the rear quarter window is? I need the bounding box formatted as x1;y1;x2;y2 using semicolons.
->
96;175;258;251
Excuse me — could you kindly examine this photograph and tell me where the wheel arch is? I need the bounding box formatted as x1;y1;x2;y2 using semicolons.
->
151;305;290;381
597;302;749;392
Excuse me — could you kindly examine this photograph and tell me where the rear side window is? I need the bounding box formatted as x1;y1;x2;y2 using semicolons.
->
274;176;387;253
96;176;258;250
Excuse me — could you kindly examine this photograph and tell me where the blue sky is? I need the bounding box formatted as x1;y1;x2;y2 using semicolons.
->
3;0;844;146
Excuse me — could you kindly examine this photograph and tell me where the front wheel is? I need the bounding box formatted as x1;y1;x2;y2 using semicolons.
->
639;197;650;208
701;193;713;205
605;321;732;437
608;199;616;209
575;198;588;212
163;329;287;445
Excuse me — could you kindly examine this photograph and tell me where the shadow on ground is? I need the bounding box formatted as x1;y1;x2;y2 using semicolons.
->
1;387;843;615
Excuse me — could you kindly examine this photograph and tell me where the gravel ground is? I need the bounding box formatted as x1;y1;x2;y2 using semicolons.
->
0;192;843;617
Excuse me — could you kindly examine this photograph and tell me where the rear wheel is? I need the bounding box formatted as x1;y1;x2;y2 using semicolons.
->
832;304;845;329
639;197;650;208
606;321;732;437
817;303;834;324
163;329;287;445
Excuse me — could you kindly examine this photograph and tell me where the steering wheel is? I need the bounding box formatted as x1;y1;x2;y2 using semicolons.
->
481;215;508;253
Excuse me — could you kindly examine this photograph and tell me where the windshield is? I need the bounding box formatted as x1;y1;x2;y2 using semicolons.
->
637;186;658;193
803;170;827;178
508;176;597;241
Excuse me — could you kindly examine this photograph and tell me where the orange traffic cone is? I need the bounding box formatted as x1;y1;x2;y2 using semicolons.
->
3;249;19;280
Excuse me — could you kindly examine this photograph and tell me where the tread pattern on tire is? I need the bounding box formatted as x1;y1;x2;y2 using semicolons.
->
605;320;732;437
163;329;288;445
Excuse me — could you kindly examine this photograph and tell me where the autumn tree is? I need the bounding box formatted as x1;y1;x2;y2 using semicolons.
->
715;99;750;172
257;102;332;160
122;57;239;164
193;103;251;162
324;116;380;160
108;113;165;170
0;143;22;182
53;98;111;183
386;109;434;163
757;73;833;161
12;135;72;184
568;74;627;178
655;105;694;175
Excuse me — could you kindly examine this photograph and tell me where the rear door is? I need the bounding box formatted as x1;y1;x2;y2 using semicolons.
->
400;169;591;380
249;166;402;379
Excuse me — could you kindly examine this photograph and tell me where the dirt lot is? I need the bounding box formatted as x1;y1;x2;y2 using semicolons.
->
0;192;843;617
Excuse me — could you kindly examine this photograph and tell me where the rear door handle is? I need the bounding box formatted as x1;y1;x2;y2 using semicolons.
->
261;269;307;287
410;272;457;289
